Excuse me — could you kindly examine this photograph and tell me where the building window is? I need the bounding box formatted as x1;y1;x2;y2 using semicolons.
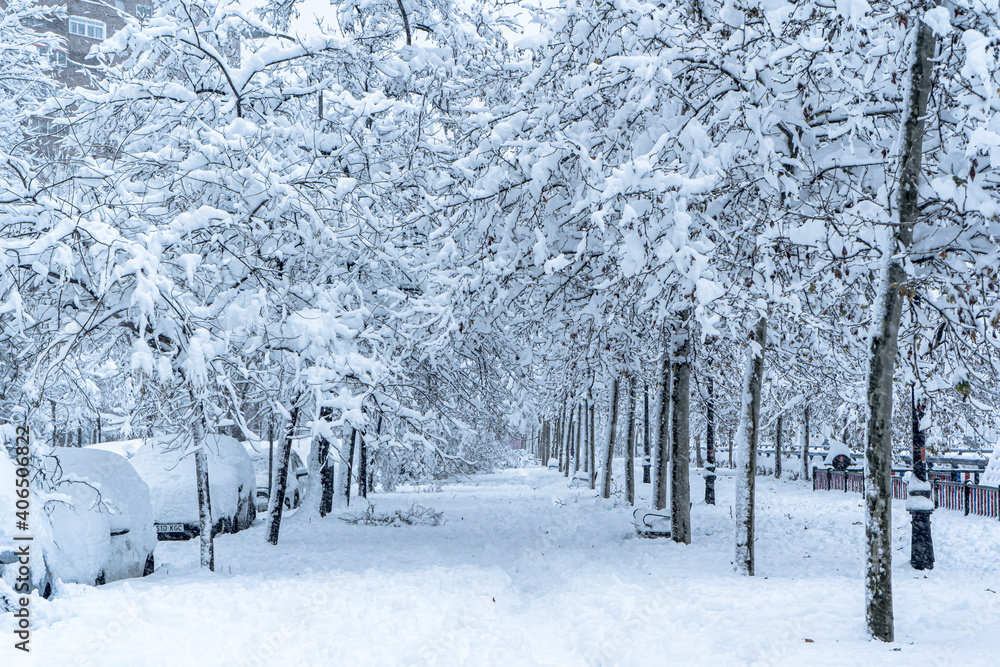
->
115;0;126;10
68;17;106;40
136;4;152;19
30;117;53;134
37;46;68;68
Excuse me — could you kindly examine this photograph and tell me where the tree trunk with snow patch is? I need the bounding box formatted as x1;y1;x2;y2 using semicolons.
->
735;316;767;575
624;375;637;506
193;416;214;571
671;315;692;544
774;414;783;479
345;427;357;506
601;377;620;500
864;13;936;643
704;377;716;505
588;391;597;490
643;383;651;484
654;349;671;511
564;399;573;478
802;404;810;481
267;401;300;545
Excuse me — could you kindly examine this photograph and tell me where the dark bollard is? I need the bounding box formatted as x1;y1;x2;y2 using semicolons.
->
909;388;934;570
909;506;935;570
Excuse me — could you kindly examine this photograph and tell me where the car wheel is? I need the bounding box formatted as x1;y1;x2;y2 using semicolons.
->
143;553;155;577
284;496;291;510
95;571;106;586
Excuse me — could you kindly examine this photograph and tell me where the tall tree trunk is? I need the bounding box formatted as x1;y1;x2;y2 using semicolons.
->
267;420;275;497
704;377;716;505
564;398;573;479
864;15;936;643
588;391;597;490
802;404;811;481
642;383;651;484
735;316;767;575
624;375;637;506
345;427;357;506
695;434;703;468
539;422;546;466
358;431;368;499
543;421;551;467
360;415;378;499
333;426;352;509
192;414;214;570
306;406;332;518
268;400;300;545
774;414;783;479
576;402;584;475
314;407;334;517
670;315;692;544
601;377;621;499
654;349;671;511
556;403;566;473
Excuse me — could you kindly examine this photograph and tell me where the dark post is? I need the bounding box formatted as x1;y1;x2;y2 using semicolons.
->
908;387;934;570
704;377;716;504
642;382;651;484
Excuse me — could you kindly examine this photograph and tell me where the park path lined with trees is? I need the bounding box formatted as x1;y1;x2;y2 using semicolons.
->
15;464;1000;665
4;0;1000;648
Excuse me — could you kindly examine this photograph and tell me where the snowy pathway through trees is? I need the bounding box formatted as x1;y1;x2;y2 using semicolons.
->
11;466;1000;666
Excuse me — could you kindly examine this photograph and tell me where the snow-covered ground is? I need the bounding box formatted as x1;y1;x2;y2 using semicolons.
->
5;464;999;666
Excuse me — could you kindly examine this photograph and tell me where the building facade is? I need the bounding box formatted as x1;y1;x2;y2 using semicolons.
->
34;1;152;90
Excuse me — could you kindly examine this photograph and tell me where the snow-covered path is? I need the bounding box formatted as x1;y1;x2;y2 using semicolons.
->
7;465;1000;666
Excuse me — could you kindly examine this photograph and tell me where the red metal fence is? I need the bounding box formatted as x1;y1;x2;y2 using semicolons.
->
812;467;1000;520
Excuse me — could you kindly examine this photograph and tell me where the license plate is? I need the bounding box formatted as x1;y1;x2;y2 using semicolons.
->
156;523;185;533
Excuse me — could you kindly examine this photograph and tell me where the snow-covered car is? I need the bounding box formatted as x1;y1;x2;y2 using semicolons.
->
129;434;256;541
244;442;309;512
1;447;157;598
